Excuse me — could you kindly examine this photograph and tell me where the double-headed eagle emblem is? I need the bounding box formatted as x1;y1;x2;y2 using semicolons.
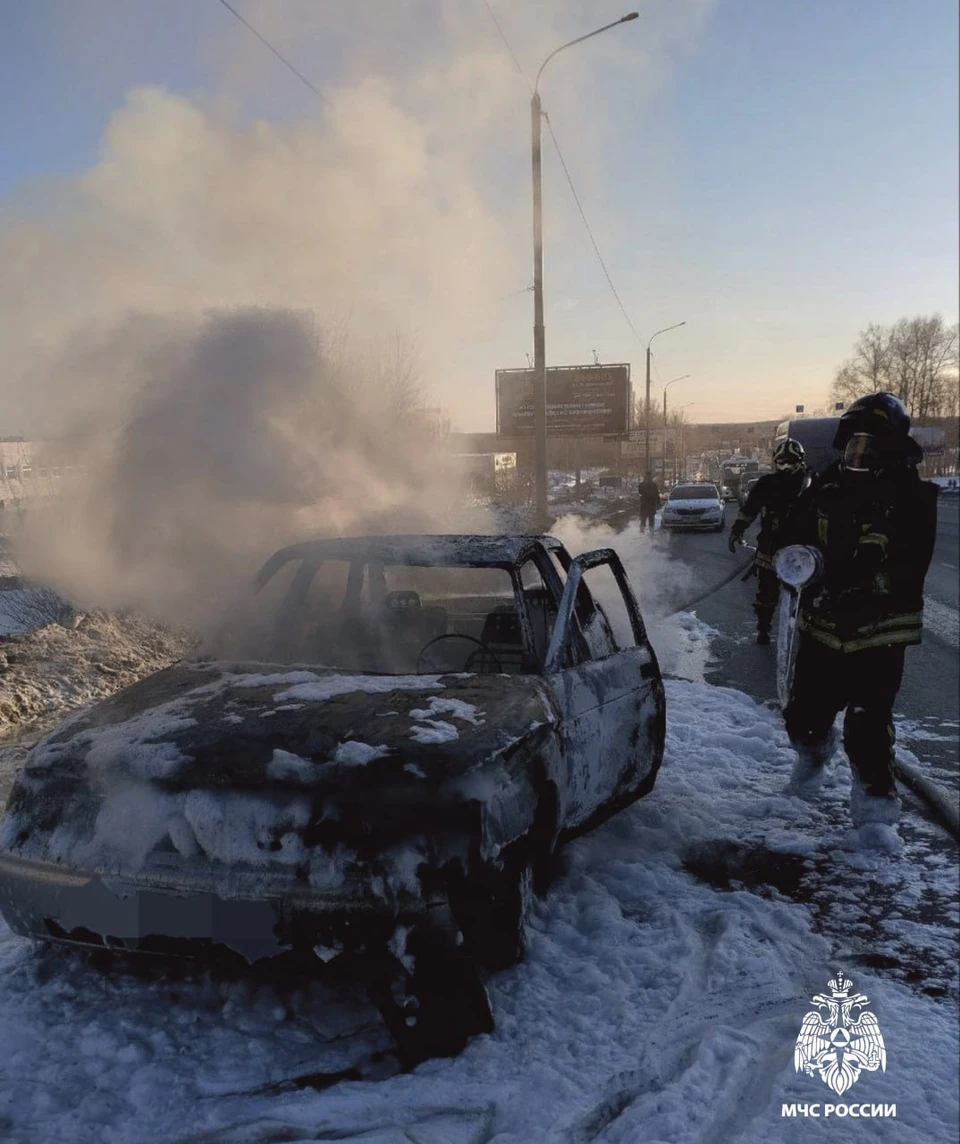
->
794;971;887;1096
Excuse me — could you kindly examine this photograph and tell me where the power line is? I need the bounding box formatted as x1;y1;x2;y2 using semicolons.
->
481;0;532;92
213;0;333;108
479;3;649;352
543;113;648;350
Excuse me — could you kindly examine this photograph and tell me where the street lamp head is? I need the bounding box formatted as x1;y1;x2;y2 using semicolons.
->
647;321;687;349
536;12;641;91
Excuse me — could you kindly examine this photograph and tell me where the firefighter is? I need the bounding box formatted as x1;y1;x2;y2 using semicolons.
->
781;393;939;849
728;438;811;644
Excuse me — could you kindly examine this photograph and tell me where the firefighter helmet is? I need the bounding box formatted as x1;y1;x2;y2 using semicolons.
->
834;392;911;450
834;392;917;471
773;438;805;470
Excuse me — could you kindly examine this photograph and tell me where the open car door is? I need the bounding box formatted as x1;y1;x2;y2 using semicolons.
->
543;549;665;830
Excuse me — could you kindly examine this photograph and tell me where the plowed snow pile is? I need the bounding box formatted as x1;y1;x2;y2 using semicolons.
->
0;609;192;729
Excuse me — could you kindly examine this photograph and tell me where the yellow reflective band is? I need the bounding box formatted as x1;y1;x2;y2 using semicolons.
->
803;627;922;653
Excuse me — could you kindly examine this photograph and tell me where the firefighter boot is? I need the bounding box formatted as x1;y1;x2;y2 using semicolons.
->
785;728;839;799
850;776;902;853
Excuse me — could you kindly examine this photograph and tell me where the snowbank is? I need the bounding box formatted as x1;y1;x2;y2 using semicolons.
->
0;610;193;731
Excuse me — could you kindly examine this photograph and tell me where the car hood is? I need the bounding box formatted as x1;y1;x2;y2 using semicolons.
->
1;660;559;875
13;660;558;794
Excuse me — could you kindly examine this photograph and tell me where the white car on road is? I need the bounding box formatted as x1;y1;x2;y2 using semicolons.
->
660;482;725;532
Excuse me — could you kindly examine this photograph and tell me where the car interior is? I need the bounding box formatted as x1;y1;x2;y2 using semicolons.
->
279;560;561;675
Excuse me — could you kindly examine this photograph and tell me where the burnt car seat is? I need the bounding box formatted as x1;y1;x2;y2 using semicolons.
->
380;590;447;671
524;586;556;668
478;605;528;673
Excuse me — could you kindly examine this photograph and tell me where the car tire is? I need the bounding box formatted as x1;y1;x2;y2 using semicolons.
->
367;904;494;1070
450;842;534;972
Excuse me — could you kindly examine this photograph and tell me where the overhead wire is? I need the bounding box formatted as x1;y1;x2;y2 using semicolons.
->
212;0;333;108
482;0;533;94
542;113;648;352
480;2;649;350
216;0;654;356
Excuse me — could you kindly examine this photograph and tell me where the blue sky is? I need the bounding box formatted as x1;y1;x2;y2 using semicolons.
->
1;0;956;430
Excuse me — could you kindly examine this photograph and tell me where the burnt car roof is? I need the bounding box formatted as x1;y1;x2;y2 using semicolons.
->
255;534;565;588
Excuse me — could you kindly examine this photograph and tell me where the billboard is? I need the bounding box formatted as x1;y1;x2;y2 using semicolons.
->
621;428;677;458
495;364;631;437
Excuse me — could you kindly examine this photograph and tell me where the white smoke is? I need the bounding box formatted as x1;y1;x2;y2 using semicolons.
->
1;1;714;630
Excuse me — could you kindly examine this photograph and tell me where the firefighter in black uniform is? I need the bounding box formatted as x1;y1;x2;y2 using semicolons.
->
780;393;939;849
728;439;811;644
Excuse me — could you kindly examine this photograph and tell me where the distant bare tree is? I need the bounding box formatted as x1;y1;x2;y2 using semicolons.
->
379;334;424;425
831;315;959;420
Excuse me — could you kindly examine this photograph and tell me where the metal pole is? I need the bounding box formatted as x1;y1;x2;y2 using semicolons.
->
530;13;639;530
644;326;686;475
532;91;548;526
644;344;652;475
662;387;667;486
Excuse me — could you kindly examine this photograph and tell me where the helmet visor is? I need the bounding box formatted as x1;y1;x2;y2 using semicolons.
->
775;457;802;472
842;433;887;472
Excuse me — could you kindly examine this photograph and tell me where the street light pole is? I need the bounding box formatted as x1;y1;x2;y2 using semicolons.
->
644;321;686;475
531;12;638;528
531;91;546;523
661;373;690;484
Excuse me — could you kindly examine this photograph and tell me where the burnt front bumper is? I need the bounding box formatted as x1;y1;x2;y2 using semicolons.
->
0;852;430;964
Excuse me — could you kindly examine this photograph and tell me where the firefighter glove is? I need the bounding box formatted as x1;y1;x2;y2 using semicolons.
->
728;522;746;554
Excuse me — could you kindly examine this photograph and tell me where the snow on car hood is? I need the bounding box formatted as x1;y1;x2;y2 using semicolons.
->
0;661;556;874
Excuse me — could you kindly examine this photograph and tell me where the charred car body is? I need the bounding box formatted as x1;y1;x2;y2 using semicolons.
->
0;535;665;1064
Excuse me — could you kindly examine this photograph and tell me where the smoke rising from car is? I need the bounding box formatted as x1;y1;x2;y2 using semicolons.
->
17;307;478;635
1;2;712;633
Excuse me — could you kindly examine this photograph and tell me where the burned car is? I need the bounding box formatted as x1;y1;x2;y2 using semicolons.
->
0;535;665;1064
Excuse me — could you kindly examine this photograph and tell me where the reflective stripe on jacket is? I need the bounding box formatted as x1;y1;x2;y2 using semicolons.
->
788;461;938;653
799;609;924;653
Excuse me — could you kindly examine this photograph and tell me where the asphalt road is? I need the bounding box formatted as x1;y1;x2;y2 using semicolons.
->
636;498;960;800
927;495;959;609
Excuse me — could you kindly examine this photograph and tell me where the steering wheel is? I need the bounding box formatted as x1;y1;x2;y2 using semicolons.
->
415;634;504;675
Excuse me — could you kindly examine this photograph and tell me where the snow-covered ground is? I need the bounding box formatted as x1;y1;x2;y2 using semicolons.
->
0;613;956;1144
0;605;192;734
0;515;956;1143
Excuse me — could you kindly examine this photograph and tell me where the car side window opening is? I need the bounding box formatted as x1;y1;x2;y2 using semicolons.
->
580;563;639;658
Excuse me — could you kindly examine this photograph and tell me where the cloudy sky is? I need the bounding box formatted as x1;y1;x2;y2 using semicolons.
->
1;0;956;430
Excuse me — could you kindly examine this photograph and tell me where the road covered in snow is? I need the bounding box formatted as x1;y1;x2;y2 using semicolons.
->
0;518;957;1144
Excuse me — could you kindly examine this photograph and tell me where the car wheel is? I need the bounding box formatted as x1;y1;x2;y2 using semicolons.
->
450;843;534;972
366;904;494;1070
